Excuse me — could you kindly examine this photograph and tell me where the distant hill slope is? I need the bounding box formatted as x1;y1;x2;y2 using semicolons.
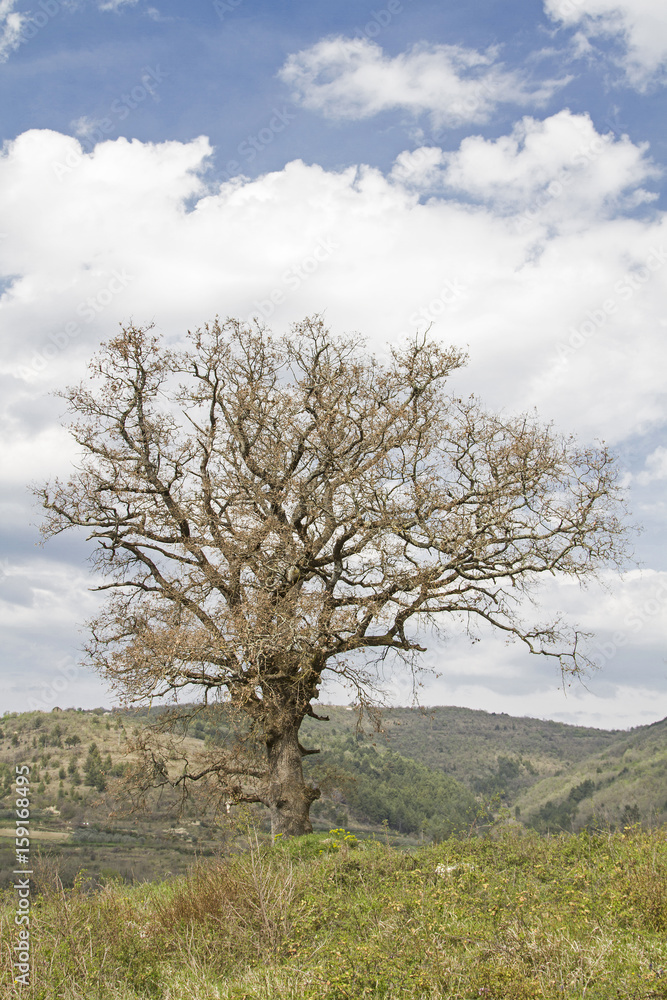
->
0;702;665;888
300;704;624;800
350;705;622;775
301;704;667;829
0;707;220;888
514;716;667;832
0;705;477;887
302;733;479;839
182;700;666;830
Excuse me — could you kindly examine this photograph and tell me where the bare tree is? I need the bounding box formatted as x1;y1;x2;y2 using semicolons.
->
37;316;630;836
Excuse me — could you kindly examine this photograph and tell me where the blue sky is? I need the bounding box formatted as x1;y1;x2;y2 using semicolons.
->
1;0;666;727
3;0;666;183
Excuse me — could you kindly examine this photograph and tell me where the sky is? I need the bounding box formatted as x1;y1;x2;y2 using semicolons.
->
0;0;666;729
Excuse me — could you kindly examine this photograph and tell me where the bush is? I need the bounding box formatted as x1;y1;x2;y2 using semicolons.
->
83;743;107;792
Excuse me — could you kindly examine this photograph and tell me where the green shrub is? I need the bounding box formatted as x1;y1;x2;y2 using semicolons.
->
83;743;107;792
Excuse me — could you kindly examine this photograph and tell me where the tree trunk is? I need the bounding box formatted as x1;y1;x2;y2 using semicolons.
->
265;725;319;838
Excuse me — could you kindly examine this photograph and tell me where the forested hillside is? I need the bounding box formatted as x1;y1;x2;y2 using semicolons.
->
0;703;665;889
515;716;667;832
303;735;478;840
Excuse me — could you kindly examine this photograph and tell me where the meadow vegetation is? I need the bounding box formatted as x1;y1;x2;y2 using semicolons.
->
1;825;666;999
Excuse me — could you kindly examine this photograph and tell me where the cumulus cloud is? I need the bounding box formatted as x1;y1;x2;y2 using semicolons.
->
1;119;666;716
536;570;667;656
636;446;667;485
435;110;661;218
413;677;667;729
412;568;667;727
323;618;667;728
0;118;664;438
0;557;109;711
390;111;660;216
278;37;570;129
544;0;667;90
389;146;446;188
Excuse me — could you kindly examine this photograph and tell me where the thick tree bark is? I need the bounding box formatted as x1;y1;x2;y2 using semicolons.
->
265;724;319;837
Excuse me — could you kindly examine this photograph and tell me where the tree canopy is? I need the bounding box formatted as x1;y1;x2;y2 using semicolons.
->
37;316;629;835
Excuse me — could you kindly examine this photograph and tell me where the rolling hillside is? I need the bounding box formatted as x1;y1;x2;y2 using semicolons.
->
300;704;667;831
300;703;623;792
514;716;667;832
0;702;665;888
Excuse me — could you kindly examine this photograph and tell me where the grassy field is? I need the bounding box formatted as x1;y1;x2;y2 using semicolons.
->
1;825;665;999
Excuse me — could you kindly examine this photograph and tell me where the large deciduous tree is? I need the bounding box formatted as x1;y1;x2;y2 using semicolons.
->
38;317;629;836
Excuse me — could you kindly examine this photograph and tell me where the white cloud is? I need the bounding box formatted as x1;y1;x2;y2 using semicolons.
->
0;421;79;488
279;37;570;129
146;5;172;21
389;146;446;188
415;679;667;730
71;115;104;139
367;568;667;728
0;560;101;632
434;110;660;217
0;0;27;62
536;569;667;655
0;0;141;67
544;0;667;90
0;558;110;712
1;119;666;720
323;628;667;729
0;119;664;439
96;0;139;11
636;446;667;485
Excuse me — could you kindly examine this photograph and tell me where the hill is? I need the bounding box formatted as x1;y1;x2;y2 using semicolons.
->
300;703;625;798
174;700;667;832
514;716;667;832
0;707;226;888
1;702;666;888
0;706;478;887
